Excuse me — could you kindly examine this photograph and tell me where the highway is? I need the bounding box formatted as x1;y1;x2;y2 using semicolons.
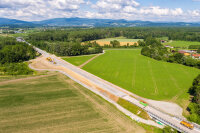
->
21;38;200;133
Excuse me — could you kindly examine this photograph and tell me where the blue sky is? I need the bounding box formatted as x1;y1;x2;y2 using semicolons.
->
0;0;199;22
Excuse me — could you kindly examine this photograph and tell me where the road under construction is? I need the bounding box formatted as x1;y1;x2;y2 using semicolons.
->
21;38;200;133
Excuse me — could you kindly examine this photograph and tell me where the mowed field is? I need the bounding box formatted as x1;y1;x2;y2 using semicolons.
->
93;37;143;46
165;41;200;48
83;49;200;106
0;73;145;133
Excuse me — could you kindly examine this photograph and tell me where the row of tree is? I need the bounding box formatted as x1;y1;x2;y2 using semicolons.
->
31;41;103;56
28;27;200;46
188;74;200;124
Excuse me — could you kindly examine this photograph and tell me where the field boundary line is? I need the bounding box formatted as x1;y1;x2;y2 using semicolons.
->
0;74;56;85
148;60;158;94
79;51;105;68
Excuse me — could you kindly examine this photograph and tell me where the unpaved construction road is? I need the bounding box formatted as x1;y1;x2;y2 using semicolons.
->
27;41;200;133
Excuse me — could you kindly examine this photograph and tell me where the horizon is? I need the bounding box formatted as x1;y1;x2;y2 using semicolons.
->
1;17;200;23
0;0;200;22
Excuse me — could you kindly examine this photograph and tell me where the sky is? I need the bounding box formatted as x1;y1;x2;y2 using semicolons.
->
0;0;200;22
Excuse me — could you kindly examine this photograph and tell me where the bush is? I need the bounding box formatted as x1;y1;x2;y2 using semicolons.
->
0;63;34;75
188;74;200;124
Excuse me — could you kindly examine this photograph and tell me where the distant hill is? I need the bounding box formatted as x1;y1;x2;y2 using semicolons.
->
0;17;200;27
32;18;200;27
0;18;38;27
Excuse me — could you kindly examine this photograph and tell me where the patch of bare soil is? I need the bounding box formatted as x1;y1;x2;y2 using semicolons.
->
145;99;183;117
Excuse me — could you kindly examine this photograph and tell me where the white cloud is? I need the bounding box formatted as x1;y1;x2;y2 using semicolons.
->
0;0;86;21
0;0;199;22
93;0;139;12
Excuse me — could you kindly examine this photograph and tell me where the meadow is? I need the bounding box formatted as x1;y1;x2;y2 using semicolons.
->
165;41;200;48
62;55;96;66
83;49;200;107
0;73;145;133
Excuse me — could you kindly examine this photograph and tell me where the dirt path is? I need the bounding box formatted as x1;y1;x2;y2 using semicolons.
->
0;74;55;85
79;52;104;68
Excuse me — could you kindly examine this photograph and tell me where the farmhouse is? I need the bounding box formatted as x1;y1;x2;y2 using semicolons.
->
178;50;196;56
192;54;200;59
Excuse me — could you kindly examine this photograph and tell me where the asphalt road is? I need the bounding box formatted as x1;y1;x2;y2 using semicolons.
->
23;38;200;133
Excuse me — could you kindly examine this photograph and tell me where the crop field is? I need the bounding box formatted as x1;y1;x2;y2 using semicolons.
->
93;37;143;46
83;49;200;107
165;41;200;48
0;73;145;133
62;55;96;66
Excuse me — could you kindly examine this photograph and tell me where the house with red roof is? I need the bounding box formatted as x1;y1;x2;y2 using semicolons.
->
192;54;200;59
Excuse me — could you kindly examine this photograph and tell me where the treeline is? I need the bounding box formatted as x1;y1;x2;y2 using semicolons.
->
28;29;112;56
31;41;103;56
141;37;200;69
188;74;200;124
28;28;120;42
0;37;36;75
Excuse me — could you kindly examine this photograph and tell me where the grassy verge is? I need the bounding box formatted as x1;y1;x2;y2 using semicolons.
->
117;98;149;120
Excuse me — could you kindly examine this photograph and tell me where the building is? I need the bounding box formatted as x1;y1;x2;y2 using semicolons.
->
184;53;190;56
165;45;174;48
178;50;195;54
192;54;200;59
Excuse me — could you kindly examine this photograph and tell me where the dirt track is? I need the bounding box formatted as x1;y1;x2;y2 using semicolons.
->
0;74;55;85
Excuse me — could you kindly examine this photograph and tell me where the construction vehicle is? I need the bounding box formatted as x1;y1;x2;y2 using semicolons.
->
46;57;53;62
180;121;194;129
139;100;148;107
46;57;57;64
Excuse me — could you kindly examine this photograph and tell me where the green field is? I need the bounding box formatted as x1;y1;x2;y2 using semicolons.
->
165;41;200;48
0;73;145;133
95;37;143;42
83;49;200;107
62;55;96;66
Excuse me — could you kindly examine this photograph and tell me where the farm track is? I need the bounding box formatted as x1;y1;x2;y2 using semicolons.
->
79;52;104;68
148;60;158;95
0;74;55;85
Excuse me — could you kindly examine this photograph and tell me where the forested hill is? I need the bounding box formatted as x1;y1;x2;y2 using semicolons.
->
1;17;200;27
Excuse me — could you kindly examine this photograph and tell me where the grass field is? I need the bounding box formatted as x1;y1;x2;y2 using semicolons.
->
62;55;96;66
83;49;200;107
0;73;146;133
165;41;200;48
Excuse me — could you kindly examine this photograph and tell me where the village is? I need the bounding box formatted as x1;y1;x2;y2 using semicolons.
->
162;39;200;60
